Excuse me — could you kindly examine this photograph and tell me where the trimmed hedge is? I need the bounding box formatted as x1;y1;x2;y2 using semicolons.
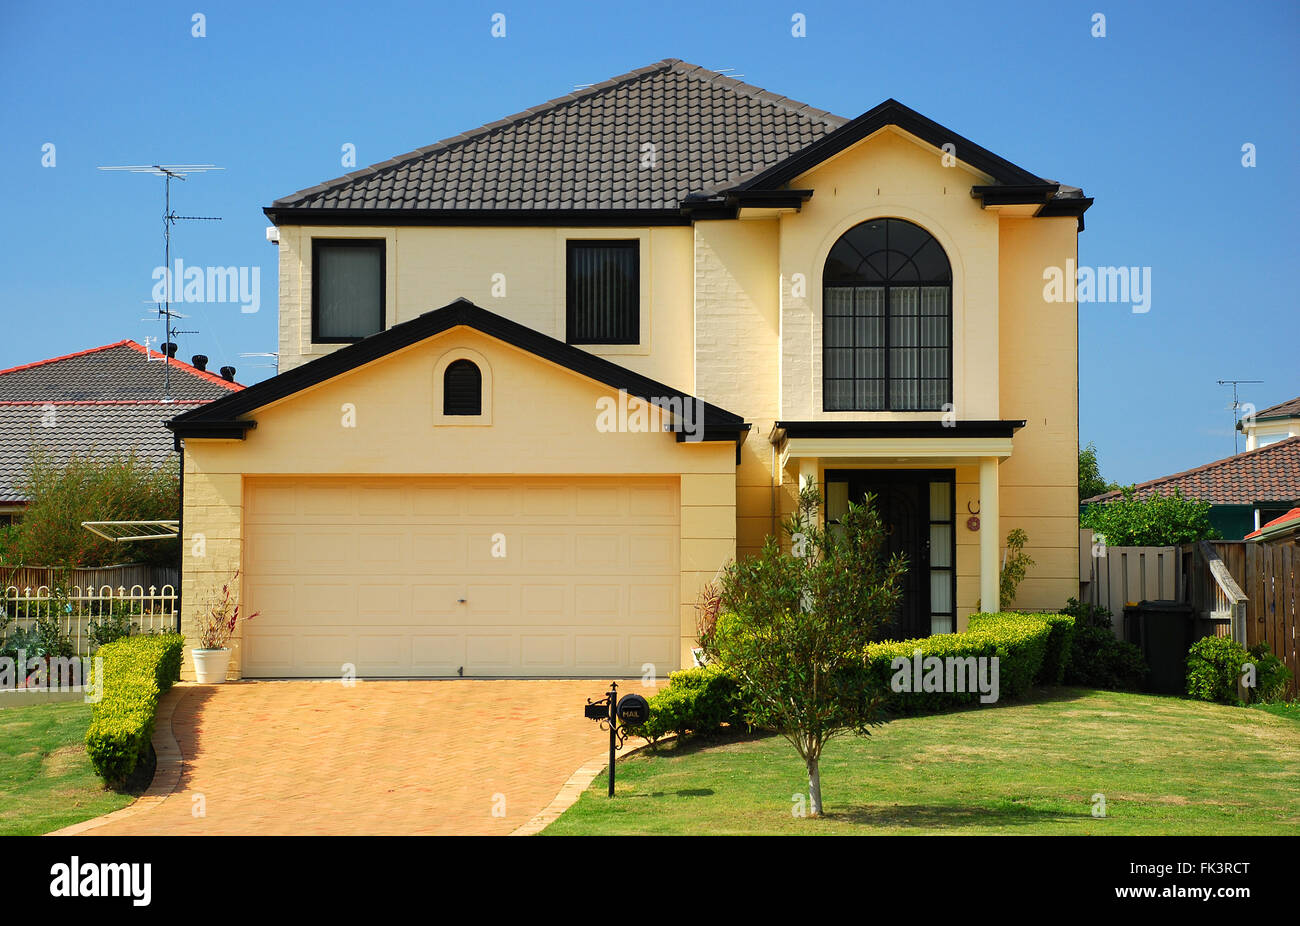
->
85;634;184;786
970;611;1075;685
1185;635;1247;705
863;612;1059;714
635;665;746;744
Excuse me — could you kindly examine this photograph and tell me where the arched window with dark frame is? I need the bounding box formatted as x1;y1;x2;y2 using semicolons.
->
442;359;482;416
823;218;952;411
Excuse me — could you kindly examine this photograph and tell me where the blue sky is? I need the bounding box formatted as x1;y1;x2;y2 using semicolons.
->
1;0;1296;484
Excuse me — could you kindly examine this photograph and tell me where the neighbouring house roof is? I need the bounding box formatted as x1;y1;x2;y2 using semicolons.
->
1246;395;1300;423
264;58;1089;225
168;298;749;446
0;341;243;504
0;401;208;503
1082;436;1300;507
1245;507;1300;541
0;340;242;402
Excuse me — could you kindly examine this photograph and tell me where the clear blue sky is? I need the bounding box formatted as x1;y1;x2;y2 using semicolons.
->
1;0;1296;484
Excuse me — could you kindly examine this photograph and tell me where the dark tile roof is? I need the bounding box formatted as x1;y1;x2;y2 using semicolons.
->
1082;436;1300;506
269;59;848;213
0;341;242;402
0;402;201;503
1255;395;1300;419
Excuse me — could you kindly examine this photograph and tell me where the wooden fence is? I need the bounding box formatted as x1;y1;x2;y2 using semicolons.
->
1238;540;1298;698
1079;529;1180;638
0;563;177;594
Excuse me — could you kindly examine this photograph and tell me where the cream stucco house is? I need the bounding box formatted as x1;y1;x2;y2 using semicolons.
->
169;59;1090;679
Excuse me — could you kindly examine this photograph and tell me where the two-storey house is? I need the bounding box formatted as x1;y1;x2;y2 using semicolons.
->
170;59;1091;679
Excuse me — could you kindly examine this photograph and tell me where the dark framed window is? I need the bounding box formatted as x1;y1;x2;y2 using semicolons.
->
442;360;482;416
823;218;952;411
566;240;639;344
312;238;385;343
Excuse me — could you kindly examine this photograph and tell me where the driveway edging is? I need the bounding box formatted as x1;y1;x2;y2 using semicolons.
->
511;736;669;836
46;684;192;836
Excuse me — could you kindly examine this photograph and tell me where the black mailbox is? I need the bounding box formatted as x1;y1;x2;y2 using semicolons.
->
616;693;650;726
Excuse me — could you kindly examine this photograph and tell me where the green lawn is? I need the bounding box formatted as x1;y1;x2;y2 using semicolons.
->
0;701;137;835
545;688;1300;835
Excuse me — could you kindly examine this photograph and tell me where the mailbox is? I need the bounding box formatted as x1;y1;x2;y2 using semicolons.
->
616;693;649;726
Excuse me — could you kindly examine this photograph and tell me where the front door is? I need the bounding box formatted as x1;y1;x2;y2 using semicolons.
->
824;469;955;641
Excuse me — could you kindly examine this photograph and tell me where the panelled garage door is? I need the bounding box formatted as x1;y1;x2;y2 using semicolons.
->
240;477;680;678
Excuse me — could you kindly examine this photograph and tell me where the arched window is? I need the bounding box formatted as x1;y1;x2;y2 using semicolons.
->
823;218;952;411
442;359;482;416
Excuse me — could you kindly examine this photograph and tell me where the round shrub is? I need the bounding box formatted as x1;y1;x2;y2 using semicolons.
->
1185;636;1249;704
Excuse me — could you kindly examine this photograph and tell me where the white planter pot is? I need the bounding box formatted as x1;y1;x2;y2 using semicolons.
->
192;648;232;684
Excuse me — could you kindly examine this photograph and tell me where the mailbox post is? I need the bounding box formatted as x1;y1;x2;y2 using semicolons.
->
583;681;649;796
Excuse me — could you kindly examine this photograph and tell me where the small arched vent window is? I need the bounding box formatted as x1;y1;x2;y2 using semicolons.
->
442;359;482;416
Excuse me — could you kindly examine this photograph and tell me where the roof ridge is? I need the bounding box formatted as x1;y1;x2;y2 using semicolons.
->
119;340;244;390
1084;435;1300;502
270;58;847;209
0;340;133;378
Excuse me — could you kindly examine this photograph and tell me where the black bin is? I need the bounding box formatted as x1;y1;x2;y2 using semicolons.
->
1122;600;1195;694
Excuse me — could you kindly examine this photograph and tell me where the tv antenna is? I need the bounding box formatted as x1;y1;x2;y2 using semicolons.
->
240;351;279;374
99;164;224;400
1217;379;1263;455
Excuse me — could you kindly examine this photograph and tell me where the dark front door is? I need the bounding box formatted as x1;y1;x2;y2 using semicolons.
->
824;469;955;641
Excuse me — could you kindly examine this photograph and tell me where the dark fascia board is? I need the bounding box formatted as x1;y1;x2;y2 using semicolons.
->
680;188;814;219
771;419;1027;443
970;184;1060;206
264;207;691;228
729;99;1048;193
168;299;747;443
1035;195;1095;232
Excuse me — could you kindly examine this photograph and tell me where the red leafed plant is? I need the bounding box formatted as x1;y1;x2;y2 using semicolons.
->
196;570;259;650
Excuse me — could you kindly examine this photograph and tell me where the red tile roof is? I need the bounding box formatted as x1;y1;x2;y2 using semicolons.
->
1254;395;1300;420
1083;436;1300;506
1245;507;1300;540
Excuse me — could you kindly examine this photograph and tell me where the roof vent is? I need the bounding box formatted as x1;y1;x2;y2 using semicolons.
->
163;341;178;358
219;365;237;382
191;354;208;371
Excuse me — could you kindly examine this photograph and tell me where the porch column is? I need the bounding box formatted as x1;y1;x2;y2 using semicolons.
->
979;456;1000;612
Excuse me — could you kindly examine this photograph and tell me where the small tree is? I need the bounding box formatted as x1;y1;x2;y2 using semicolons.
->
1081;486;1217;547
999;528;1034;610
0;451;179;568
1078;442;1119;501
705;482;906;817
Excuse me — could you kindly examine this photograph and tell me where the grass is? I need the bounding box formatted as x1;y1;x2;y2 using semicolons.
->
544;688;1300;835
0;701;138;835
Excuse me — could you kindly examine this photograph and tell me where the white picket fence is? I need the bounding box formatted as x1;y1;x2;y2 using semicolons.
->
2;584;178;655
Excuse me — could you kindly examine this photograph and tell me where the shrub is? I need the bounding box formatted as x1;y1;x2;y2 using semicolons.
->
85;633;184;786
1246;643;1293;704
971;611;1075;685
1081;486;1217;547
636;665;746;744
998;530;1035;610
1058;598;1147;691
0;613;74;663
87;608;134;649
1186;636;1249;705
863;613;1055;715
0;450;178;568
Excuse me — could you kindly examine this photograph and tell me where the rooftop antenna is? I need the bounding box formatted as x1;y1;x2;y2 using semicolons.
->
99;164;224;400
240;351;279;374
1217;379;1263;454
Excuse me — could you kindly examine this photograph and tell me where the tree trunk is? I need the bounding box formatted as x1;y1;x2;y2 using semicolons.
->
807;756;823;816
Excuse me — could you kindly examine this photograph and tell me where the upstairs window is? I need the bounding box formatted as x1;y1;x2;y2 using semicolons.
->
566;240;639;344
442;359;482;416
312;239;385;342
823;218;952;411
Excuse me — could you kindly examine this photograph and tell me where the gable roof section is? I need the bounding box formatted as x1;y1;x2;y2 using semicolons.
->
266;59;846;222
168;298;749;445
0;340;243;402
1082;436;1300;506
1246;507;1300;541
692;98;1092;226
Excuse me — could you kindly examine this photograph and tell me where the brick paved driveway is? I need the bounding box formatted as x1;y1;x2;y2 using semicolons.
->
75;679;651;836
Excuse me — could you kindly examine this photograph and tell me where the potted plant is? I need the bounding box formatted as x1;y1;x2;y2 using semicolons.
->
192;571;257;683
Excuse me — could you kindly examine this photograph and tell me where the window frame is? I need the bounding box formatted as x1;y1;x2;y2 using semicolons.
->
821;219;953;412
311;237;387;344
565;239;641;346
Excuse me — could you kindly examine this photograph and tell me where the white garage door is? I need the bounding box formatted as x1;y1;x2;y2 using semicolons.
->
240;477;680;678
